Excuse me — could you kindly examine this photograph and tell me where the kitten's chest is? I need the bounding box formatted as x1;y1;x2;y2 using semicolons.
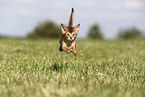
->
66;41;75;48
67;44;71;48
66;42;72;47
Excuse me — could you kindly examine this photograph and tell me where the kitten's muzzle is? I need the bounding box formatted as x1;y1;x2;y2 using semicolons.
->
68;37;74;41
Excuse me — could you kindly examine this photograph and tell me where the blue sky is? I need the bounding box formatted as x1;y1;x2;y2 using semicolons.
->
0;0;145;39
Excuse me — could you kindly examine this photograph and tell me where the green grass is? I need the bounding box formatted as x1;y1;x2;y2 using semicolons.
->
0;38;145;97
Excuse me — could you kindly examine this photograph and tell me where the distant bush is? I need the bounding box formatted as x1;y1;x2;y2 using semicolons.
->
27;20;61;39
117;27;144;39
0;35;8;38
87;24;103;39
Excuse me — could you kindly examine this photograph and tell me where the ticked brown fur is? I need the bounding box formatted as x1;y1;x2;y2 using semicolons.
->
59;8;80;56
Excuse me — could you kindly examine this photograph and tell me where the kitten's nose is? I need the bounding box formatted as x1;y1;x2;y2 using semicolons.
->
70;37;72;39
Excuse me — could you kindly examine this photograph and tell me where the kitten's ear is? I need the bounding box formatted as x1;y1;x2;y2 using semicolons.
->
61;24;67;34
74;24;80;34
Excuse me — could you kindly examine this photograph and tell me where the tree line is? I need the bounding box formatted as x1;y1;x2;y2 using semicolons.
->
26;20;145;40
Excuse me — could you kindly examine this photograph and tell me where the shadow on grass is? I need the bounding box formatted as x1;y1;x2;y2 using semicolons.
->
50;62;67;72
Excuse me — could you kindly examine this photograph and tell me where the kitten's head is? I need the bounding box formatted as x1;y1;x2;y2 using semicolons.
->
61;24;80;41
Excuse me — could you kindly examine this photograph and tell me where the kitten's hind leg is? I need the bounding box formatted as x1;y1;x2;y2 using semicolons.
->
59;45;63;51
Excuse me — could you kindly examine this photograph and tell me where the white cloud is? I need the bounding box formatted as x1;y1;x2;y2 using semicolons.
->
124;0;144;9
116;12;140;19
80;11;140;20
20;9;37;17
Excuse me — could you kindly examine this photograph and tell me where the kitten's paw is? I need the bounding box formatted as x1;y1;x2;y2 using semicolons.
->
66;50;71;53
70;49;74;52
73;50;78;56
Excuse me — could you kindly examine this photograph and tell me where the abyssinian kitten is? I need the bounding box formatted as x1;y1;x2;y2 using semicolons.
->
59;8;80;56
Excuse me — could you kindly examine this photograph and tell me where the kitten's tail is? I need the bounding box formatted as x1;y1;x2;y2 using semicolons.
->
68;8;74;27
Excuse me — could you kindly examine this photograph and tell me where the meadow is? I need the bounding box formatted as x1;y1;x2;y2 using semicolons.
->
0;38;145;97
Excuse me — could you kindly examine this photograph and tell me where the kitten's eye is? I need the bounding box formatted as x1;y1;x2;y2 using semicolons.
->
67;34;70;36
72;34;75;36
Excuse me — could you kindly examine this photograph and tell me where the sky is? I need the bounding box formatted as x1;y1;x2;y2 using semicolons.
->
0;0;145;39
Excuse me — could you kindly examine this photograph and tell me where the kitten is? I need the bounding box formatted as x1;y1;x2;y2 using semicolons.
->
59;8;80;56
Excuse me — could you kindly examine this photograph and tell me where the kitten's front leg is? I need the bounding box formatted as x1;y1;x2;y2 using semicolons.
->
74;49;78;56
70;45;77;56
62;45;70;53
73;45;78;56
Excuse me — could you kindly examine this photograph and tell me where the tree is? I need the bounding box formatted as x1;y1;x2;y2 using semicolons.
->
87;24;103;39
27;20;61;39
117;27;144;39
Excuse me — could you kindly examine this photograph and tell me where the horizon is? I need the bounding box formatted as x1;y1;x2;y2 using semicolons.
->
0;0;145;39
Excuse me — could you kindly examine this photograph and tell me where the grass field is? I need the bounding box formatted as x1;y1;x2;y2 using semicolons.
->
0;38;145;97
